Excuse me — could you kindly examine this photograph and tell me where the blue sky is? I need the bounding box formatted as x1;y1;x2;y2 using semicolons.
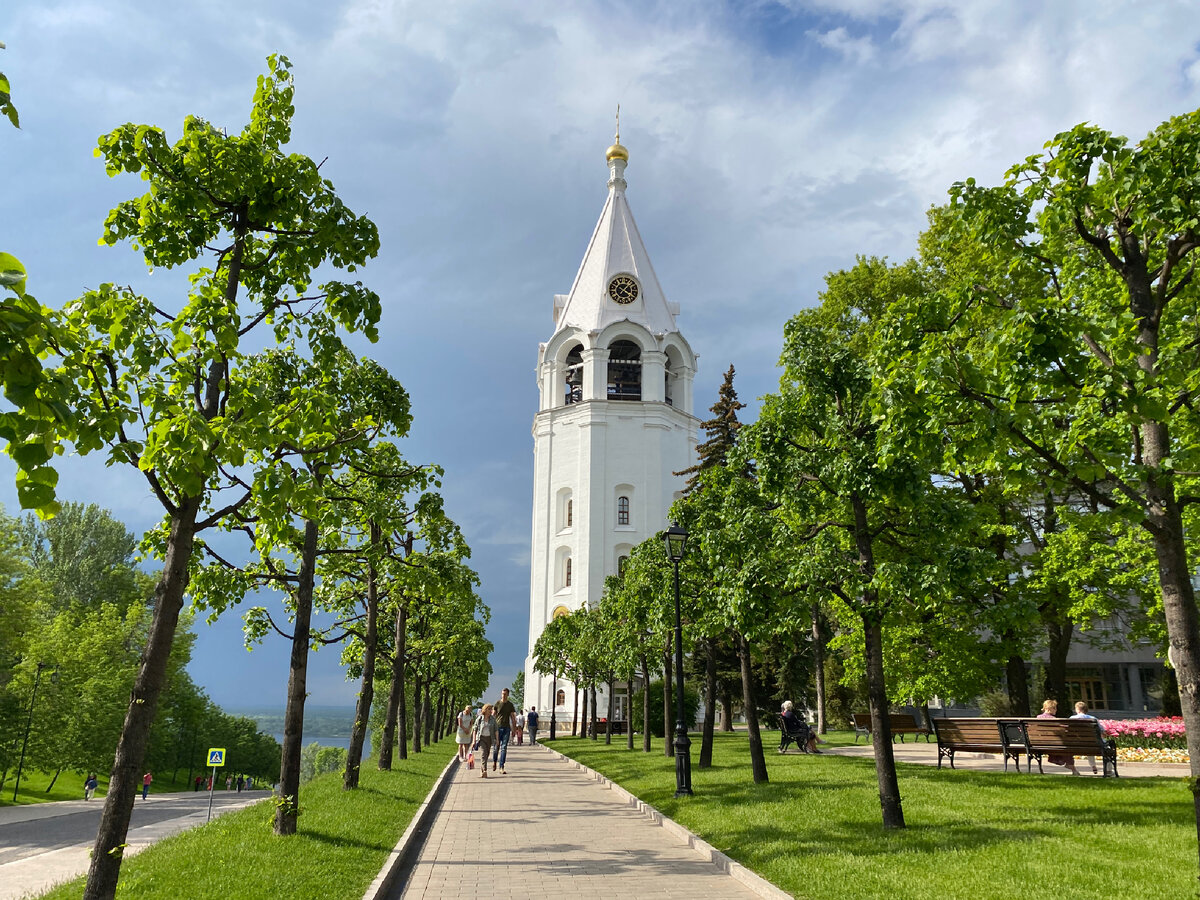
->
4;0;1200;711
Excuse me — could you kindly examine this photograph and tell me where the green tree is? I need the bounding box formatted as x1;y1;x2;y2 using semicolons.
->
510;670;525;710
61;56;385;898
881;112;1200;851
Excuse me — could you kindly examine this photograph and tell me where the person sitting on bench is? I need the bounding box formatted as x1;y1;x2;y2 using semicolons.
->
780;700;820;754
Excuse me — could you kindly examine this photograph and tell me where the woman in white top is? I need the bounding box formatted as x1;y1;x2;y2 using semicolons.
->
455;705;476;760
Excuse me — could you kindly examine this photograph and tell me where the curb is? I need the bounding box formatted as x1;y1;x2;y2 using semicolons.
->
539;743;792;900
362;754;460;900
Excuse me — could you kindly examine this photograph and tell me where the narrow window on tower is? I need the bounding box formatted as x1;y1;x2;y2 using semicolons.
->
567;499;573;528
618;555;629;576
617;496;630;526
565;557;572;587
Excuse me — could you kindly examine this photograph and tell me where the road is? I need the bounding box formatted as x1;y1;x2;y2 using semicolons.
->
0;789;269;899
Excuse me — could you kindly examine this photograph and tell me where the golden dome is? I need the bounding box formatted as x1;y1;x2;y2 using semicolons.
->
606;141;628;162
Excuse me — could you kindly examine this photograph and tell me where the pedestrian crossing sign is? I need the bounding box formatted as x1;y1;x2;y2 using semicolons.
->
207;748;226;767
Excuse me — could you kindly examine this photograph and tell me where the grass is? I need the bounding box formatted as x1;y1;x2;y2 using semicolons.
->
1;769;205;807
551;730;1196;900
37;748;453;900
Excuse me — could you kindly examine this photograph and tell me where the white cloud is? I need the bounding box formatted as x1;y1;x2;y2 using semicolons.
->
809;26;876;64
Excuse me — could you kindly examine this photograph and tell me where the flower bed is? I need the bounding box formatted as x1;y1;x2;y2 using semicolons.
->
1103;716;1186;751
1116;746;1189;764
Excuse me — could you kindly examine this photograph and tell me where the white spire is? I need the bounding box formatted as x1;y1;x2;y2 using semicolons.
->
552;135;681;336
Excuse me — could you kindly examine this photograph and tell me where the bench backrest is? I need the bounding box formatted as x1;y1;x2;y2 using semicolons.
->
932;718;1004;747
890;713;922;730
852;713;872;728
1023;719;1105;751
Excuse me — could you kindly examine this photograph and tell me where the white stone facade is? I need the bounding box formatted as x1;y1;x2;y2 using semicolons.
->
523;143;699;727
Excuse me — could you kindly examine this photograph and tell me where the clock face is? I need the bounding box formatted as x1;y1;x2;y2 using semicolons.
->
608;274;639;305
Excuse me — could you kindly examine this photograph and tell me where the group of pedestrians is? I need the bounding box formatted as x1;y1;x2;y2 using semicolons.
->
1038;698;1107;775
453;688;541;779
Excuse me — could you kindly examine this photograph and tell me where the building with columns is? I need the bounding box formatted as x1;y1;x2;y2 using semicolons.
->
523;132;700;725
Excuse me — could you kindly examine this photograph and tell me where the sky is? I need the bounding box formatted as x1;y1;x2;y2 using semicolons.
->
4;0;1200;712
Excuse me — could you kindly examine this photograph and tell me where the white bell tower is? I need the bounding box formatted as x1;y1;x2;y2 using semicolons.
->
524;126;699;726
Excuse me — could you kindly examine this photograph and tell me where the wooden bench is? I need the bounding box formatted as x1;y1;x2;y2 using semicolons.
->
778;715;815;754
852;712;932;744
1019;719;1119;777
932;718;1014;769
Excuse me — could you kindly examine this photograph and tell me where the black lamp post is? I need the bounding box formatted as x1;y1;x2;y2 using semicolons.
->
13;662;58;802
663;523;692;797
549;667;558;740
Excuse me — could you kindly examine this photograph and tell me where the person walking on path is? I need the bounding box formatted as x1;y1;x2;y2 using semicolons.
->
141;772;152;800
515;709;525;745
84;774;98;801
473;704;497;778
455;704;476;760
526;707;539;744
492;687;517;773
236;774;244;792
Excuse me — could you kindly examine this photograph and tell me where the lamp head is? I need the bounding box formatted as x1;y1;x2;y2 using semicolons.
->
663;523;688;563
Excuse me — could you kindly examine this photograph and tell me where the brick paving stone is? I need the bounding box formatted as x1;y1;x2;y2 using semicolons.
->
395;743;759;899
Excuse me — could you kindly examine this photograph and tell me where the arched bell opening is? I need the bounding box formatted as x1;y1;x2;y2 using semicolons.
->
664;345;684;408
564;343;584;405
607;340;641;401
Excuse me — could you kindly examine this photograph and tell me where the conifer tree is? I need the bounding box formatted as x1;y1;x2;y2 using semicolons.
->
676;364;745;493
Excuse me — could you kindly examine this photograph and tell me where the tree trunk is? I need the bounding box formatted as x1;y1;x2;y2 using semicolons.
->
1005;654;1031;717
378;605;407;769
720;686;735;732
589;684;598;741
738;632;768;784
663;644;674;757
423;679;433;748
274;517;319;837
46;768;61;792
572;687;579;737
1140;431;1200;874
699;639;716;768
627;675;635;750
344;528;380;790
640;654;651;753
85;497;201;900
812;606;828;733
411;669;423;754
605;678;615;745
432;687;444;744
579;685;587;739
1043;617;1073;711
864;614;905;828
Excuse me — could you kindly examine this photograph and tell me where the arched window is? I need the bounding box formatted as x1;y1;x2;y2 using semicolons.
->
552;605;570;619
564;344;584;404
556;689;566;706
617;496;630;526
566;499;573;528
607;340;641;401
618;555;629;576
565;558;572;587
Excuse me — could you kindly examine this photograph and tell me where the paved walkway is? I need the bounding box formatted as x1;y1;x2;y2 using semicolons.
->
824;739;1189;776
396;742;758;899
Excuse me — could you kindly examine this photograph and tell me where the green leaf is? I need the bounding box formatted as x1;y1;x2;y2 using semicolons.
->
0;252;27;297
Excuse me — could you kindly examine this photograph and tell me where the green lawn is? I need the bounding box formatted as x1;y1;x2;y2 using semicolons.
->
551;731;1195;900
37;749;453;900
1;769;206;807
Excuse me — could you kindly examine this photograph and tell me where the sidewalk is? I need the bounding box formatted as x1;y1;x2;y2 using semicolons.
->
824;739;1189;776
396;742;760;899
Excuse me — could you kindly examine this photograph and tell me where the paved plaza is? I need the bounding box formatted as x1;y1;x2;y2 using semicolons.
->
395;742;760;899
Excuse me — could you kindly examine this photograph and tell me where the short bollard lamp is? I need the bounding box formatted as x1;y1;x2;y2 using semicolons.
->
663;523;693;797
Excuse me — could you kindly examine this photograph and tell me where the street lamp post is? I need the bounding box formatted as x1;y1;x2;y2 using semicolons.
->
13;662;58;802
663;523;692;797
549;667;558;740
